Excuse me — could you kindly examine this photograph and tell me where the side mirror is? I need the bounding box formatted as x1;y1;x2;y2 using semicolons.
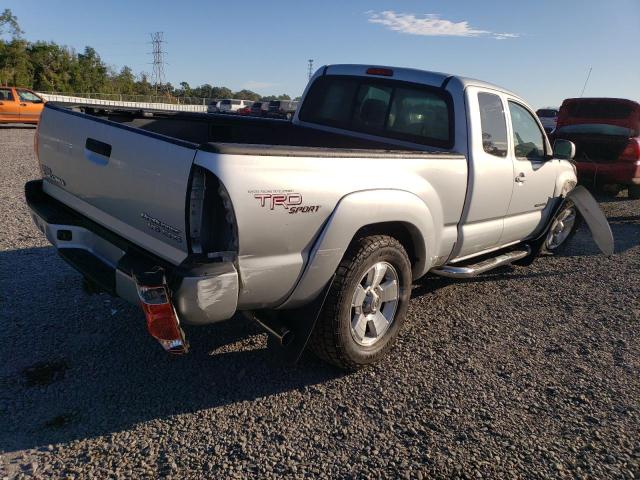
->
553;139;576;161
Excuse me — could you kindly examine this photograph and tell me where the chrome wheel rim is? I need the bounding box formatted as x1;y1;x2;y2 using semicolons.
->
546;205;577;250
350;262;399;347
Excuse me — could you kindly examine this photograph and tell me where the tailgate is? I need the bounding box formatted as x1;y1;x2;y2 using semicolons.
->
37;104;197;265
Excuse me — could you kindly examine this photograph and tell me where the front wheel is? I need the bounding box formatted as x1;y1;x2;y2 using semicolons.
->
544;201;580;253
309;235;412;370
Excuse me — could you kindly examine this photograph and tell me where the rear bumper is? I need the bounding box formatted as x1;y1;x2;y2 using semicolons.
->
25;180;239;325
575;160;640;185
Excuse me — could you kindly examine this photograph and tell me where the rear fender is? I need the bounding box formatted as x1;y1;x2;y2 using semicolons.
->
278;189;435;309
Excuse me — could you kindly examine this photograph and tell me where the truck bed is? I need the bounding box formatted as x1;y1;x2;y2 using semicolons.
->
73;104;409;152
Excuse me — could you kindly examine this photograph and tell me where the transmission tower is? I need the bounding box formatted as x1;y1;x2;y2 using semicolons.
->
149;32;167;95
308;59;314;80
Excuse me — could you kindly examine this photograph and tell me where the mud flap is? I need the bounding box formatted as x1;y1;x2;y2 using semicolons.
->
566;185;614;255
262;274;336;364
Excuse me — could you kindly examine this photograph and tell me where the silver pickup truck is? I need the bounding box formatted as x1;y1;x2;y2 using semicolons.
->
26;64;613;370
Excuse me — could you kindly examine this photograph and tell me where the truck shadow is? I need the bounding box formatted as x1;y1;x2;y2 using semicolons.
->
554;212;640;256
0;124;37;129
0;246;342;453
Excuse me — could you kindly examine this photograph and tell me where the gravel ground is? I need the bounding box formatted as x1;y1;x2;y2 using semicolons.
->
0;126;638;479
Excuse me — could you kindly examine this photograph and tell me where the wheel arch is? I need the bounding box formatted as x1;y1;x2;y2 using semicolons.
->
277;189;437;310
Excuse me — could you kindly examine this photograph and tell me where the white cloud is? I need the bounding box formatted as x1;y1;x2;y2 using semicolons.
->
242;80;278;90
367;10;518;40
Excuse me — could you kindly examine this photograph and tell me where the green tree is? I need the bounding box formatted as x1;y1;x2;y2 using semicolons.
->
0;9;23;38
110;66;136;94
0;38;29;85
210;86;233;99
233;89;261;101
71;47;108;92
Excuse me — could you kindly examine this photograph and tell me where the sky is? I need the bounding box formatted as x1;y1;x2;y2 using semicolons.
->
4;0;640;108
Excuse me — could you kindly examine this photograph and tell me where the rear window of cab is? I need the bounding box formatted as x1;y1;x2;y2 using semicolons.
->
299;75;454;149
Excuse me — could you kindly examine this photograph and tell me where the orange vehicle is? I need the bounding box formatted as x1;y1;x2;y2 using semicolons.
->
0;86;45;124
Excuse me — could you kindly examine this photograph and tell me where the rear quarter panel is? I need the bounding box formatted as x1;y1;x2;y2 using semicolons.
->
195;150;467;309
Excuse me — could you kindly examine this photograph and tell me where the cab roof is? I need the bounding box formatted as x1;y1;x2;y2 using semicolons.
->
322;64;520;98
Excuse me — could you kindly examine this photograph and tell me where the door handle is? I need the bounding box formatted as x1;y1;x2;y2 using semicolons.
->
515;172;526;183
20;103;27;106
84;138;112;166
0;101;4;105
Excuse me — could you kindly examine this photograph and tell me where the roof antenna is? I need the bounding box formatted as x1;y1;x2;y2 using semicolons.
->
580;66;592;97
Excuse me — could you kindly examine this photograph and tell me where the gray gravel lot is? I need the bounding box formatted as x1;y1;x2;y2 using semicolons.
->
0;126;639;479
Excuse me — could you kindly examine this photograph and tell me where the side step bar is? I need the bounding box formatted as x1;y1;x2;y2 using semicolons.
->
432;247;531;279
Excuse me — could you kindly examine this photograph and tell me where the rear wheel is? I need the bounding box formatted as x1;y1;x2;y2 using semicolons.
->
629;185;640;200
310;235;412;370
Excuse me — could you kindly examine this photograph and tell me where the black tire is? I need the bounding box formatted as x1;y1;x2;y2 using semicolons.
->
629;185;640;200
309;235;412;370
543;201;581;254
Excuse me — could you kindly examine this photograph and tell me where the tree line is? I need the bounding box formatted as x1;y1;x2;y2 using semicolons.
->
0;9;295;101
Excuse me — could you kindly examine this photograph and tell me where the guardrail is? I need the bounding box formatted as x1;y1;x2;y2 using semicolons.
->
38;93;209;112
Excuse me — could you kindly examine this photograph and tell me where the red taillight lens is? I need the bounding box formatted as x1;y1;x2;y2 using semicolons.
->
366;67;393;77
136;283;188;354
620;138;640;163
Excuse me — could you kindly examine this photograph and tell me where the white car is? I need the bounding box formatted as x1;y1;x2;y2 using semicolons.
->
218;99;253;114
206;100;221;114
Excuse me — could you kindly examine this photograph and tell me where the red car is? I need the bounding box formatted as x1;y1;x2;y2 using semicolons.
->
554;98;640;198
236;105;253;116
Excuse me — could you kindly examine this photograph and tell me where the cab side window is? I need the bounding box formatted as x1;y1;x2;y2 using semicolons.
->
17;90;42;103
0;88;14;101
478;92;508;157
508;101;545;160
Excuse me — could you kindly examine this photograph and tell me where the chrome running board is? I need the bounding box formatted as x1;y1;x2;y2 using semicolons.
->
432;247;531;279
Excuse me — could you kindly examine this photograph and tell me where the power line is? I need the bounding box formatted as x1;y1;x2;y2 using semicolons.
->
149;32;167;95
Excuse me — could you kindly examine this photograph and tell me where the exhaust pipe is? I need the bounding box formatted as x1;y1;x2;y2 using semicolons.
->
249;312;294;347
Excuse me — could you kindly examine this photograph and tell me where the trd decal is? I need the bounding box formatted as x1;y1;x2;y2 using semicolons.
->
254;192;302;210
249;190;321;214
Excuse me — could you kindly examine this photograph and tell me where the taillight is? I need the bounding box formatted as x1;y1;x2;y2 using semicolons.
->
620;138;640;163
188;166;238;257
366;67;393;77
136;278;188;354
